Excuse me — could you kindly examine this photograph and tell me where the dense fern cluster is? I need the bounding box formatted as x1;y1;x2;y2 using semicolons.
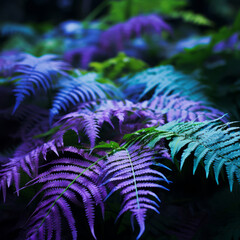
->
1;4;240;240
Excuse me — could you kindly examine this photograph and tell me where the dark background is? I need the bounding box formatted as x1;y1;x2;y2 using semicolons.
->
0;0;239;27
0;0;103;23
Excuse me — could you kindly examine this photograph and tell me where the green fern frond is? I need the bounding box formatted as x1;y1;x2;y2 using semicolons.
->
107;0;187;23
170;11;213;26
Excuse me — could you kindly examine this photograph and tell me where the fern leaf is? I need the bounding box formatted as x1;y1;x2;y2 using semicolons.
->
50;71;120;123
53;111;100;148
26;147;106;240
100;14;172;51
53;99;163;147
0;139;60;200
101;143;169;239
171;11;213;26
125;119;240;191
120;65;208;102
142;95;225;122
12;54;70;113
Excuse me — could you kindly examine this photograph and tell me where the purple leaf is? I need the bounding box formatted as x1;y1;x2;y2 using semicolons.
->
26;147;106;240
101;143;169;239
100;14;172;51
12;54;70;113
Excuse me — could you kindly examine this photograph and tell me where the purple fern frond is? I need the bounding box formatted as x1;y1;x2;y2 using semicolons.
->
95;100;163;130
53;111;100;148
213;32;240;52
0;139;61;200
51;95;222;153
50;71;120;123
81;113;100;148
26;147;106;240
101;144;169;239
12;54;70;113
141;95;226;123
53;99;164;147
100;14;172;51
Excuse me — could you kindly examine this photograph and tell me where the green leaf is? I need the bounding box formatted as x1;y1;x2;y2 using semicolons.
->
94;141;120;150
33;126;61;139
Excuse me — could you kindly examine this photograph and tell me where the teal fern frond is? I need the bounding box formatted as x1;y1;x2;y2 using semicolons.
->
0;23;36;37
125;119;240;191
120;65;208;102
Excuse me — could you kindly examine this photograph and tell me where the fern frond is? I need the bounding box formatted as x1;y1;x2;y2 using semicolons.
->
125;119;240;191
53;111;100;148
171;11;213;26
100;14;172;51
141;95;225;122
53;99;163;147
26;147;106;240
53;94;223;150
0;139;60;200
12;54;70;113
107;0;187;23
101;143;169;239
50;71;120;123
120;65;208;102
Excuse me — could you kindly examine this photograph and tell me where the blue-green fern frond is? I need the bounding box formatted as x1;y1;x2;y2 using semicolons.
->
119;65;208;102
125;119;240;191
0;23;36;37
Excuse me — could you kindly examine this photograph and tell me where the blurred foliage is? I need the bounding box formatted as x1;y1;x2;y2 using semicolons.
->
170;11;213;26
107;0;212;26
90;52;148;79
108;0;187;22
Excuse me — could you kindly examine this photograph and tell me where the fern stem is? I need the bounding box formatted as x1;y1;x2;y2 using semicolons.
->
124;147;140;209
